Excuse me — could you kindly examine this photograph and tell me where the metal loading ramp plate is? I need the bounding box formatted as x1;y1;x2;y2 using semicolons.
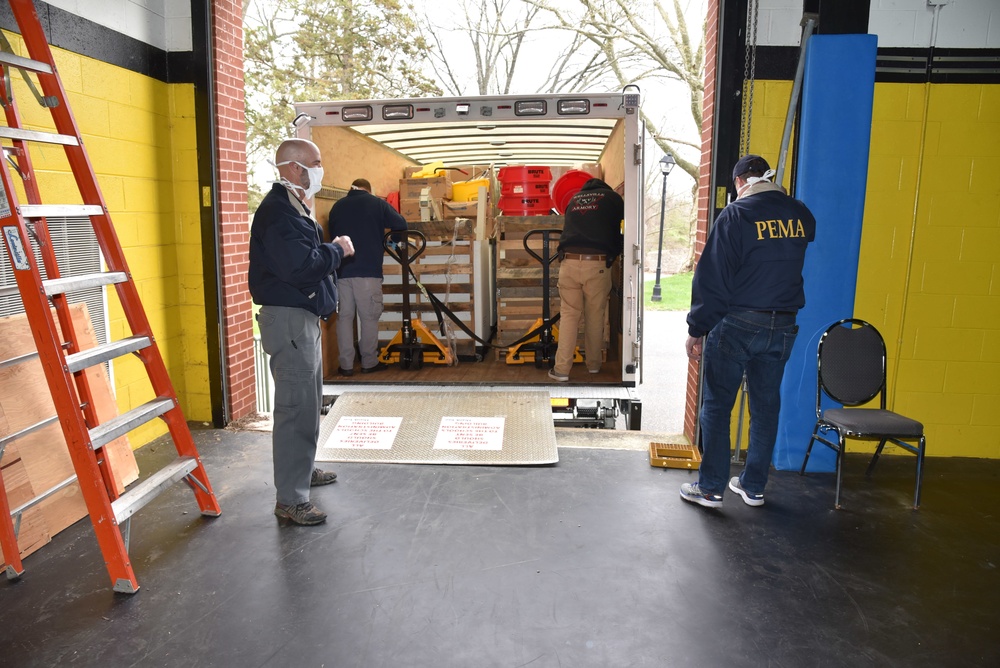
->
316;391;558;465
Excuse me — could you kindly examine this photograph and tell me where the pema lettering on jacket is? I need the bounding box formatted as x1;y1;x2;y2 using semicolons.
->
754;218;806;240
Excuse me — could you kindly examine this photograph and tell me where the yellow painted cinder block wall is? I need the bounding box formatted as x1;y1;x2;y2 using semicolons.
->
3;33;211;445
860;83;1000;459
737;79;1000;459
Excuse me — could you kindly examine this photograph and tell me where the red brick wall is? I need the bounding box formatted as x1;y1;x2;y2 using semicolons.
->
685;0;721;443
212;1;255;421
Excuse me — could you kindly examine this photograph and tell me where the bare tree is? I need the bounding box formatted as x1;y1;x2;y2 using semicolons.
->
421;0;705;271
422;0;615;96
521;0;705;270
525;0;705;184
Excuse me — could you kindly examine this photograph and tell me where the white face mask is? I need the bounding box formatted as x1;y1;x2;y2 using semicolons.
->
274;160;324;199
736;168;776;198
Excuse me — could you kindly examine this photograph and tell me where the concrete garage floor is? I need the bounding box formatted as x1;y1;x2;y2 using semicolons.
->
1;426;999;668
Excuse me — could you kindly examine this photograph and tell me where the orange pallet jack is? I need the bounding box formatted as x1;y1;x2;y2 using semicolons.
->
506;228;582;367
0;0;220;593
378;230;453;369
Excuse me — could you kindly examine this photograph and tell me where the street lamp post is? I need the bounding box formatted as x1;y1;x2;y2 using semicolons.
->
650;153;675;302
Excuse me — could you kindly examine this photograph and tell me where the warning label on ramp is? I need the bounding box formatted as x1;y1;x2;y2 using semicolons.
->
326;416;401;449
433;416;505;451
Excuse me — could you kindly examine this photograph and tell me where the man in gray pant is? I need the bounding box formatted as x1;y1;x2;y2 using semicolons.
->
249;138;354;525
328;178;407;375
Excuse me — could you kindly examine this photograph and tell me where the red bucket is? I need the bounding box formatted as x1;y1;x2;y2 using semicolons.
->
497;165;552;183
500;180;551;197
551;169;593;214
499;195;553;216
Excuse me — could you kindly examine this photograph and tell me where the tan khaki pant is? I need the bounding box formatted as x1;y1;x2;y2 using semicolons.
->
553;257;612;375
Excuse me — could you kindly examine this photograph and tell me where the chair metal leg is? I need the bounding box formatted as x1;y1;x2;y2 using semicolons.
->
913;436;926;510
865;438;888;477
834;432;846;510
800;425;821;475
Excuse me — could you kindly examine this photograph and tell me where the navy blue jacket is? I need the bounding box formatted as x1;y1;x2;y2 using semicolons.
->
687;189;816;338
558;185;625;263
327;189;407;279
249;183;344;318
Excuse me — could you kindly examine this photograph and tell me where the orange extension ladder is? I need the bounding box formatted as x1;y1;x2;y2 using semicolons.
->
0;0;220;593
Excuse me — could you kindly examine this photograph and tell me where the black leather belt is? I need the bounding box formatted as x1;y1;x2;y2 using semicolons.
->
563;252;606;261
749;310;797;316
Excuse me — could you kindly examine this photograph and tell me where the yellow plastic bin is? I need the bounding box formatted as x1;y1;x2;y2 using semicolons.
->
451;178;490;202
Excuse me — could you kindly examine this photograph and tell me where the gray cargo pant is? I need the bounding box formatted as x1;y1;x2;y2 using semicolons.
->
257;305;322;506
336;277;385;370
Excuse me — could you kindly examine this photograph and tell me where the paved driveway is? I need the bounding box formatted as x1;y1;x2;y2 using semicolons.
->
634;309;689;435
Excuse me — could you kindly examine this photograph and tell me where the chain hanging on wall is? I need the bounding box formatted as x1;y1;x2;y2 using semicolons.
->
739;0;759;157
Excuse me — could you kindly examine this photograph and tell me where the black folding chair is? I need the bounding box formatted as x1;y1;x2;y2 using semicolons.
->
800;318;926;509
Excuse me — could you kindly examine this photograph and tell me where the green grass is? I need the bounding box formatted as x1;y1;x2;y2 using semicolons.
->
644;271;692;311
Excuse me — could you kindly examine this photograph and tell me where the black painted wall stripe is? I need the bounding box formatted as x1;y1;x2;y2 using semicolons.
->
0;0;195;84
752;45;1000;84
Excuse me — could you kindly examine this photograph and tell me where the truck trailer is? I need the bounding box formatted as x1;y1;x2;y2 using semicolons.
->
292;91;648;429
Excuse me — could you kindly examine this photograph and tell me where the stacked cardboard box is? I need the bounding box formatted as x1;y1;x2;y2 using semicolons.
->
398;175;452;223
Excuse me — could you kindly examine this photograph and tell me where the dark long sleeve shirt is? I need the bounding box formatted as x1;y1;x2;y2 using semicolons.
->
327;189;407;279
249;182;344;318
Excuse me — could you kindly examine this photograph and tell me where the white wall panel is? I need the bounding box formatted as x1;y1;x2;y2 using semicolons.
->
753;0;998;49
45;0;192;52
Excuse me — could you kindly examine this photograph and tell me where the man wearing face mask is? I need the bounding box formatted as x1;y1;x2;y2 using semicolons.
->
249;138;355;526
680;155;816;510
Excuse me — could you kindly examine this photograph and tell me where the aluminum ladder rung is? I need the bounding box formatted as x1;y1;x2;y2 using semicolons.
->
0;51;53;74
110;456;197;524
43;271;127;296
65;335;150;373
18;204;104;218
0;285;18;299
0;414;58;451
0;126;77;146
9;474;78;517
89;396;174;451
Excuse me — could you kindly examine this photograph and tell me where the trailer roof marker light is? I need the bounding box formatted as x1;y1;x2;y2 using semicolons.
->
341;105;373;121
477;125;497;131
490;140;506;146
292;112;315;128
382;104;413;120
557;99;590;115
456;103;471;115
621;84;641;109
515;100;546;116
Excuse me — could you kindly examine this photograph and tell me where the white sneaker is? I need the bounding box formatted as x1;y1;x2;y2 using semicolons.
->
679;482;723;509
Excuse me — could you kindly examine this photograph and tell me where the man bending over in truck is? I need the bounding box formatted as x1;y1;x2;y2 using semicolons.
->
548;178;624;382
327;178;408;376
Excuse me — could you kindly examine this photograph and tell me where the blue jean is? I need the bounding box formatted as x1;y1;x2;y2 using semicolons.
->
698;311;799;496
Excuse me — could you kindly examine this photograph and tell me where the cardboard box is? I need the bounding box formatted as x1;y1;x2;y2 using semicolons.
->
400;197;444;222
442;199;479;219
399;176;452;201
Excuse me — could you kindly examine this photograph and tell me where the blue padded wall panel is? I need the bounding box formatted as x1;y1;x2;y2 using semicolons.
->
772;34;878;472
